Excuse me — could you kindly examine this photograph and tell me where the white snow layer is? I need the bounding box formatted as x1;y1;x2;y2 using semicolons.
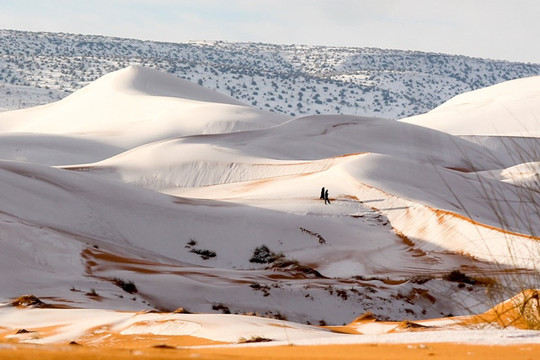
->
0;66;539;345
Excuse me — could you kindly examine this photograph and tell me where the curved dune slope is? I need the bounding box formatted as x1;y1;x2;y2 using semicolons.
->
402;75;540;136
0;66;288;151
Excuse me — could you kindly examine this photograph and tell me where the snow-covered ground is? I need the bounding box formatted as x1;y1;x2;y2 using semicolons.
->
0;65;539;347
1;305;539;347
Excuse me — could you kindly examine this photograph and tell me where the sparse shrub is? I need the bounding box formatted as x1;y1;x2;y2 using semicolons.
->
190;248;216;260
249;282;271;296
300;227;326;244
250;246;325;278
410;275;434;285
443;270;476;285
249;245;283;264
111;278;138;294
11;295;45;308
238;336;272;343
442;137;540;326
335;289;348;300
517;290;540;330
85;289;99;297
272;313;288;321
250;283;262;290
212;303;231;314
268;258;324;278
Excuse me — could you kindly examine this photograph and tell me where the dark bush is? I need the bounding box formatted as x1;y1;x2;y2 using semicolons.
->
238;336;272;343
190;248;217;260
249;245;283;264
443;270;476;285
112;278;138;294
11;295;45;308
212;303;231;314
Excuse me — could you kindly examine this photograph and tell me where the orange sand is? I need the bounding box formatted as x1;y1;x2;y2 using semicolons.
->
0;343;538;360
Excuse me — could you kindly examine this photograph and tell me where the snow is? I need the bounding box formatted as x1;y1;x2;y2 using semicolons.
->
402;76;540;136
3;29;540;120
0;65;288;151
0;65;539;347
0;307;539;347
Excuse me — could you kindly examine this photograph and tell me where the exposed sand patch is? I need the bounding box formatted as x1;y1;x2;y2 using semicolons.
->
432;209;540;242
75;332;226;349
466;289;540;329
0;343;539;360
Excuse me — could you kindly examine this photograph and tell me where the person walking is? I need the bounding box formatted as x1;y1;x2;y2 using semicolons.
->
324;189;331;204
320;187;325;200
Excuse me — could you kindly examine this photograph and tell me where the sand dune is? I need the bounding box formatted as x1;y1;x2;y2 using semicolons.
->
402;75;540;136
0;66;539;354
0;66;288;152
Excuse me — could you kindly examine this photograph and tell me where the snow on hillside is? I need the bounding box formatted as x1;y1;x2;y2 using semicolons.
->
0;65;539;339
1;29;540;119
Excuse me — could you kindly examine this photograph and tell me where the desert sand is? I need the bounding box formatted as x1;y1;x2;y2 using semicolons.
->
0;343;538;360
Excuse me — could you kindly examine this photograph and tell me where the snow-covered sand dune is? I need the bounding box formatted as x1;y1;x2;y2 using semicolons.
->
402;75;540;136
0;66;288;155
1;292;540;348
0;67;539;347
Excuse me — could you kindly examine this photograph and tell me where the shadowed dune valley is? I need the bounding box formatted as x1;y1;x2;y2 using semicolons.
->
1;64;540;359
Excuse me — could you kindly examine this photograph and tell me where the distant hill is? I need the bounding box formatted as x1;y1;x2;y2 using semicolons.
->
1;29;539;118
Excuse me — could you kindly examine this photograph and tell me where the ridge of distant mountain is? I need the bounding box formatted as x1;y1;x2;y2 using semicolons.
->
1;29;539;117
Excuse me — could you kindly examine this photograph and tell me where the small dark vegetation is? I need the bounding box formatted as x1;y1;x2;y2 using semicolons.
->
443;270;477;285
335;289;348;301
397;320;429;329
212;303;231;314
268;258;325;278
250;245;324;278
300;227;326;244
250;282;271;296
186;238;216;260
11;295;45;308
249;245;284;264
85;289;100;298
410;275;434;285
238;336;272;343
111;278;138;294
190;248;217;260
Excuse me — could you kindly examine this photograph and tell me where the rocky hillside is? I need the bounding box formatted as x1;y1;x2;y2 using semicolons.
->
1;29;539;118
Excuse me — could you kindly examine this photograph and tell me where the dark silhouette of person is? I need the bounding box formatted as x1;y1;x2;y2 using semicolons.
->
324;189;331;204
320;187;325;200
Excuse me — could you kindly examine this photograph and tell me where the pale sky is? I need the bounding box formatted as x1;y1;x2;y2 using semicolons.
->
1;0;539;64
